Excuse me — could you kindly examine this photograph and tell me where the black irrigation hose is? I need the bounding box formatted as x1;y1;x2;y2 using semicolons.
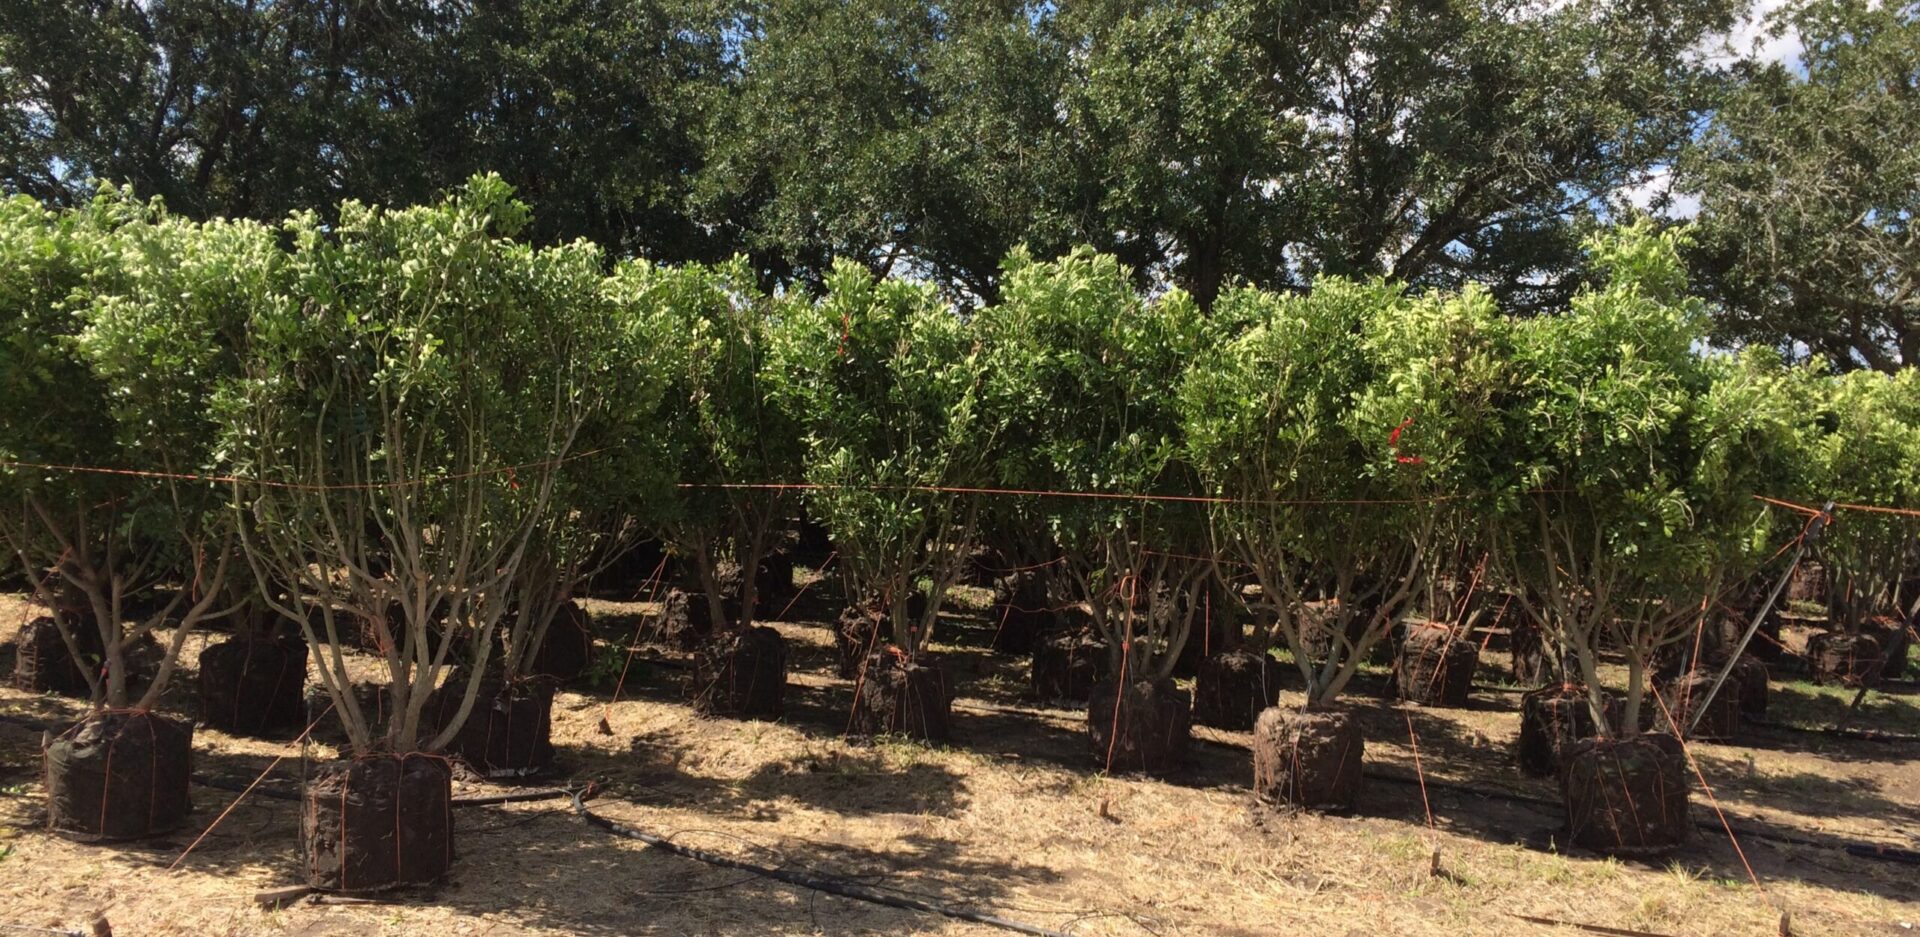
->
0;712;57;733
193;771;582;809
568;789;1071;937
1364;767;1560;811
450;787;581;807
0;925;86;937
1745;715;1920;744
1820;727;1920;744
194;773;303;802
1845;844;1920;865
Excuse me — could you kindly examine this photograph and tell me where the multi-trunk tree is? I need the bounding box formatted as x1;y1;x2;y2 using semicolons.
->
765;259;1001;738
609;257;805;716
981;247;1217;771
0;187;264;839
0;189;253;710
1804;370;1920;674
1181;274;1506;807
1491;223;1813;851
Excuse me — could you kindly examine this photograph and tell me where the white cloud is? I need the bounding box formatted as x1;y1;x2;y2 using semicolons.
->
1617;165;1702;220
1699;0;1805;68
1733;0;1806;65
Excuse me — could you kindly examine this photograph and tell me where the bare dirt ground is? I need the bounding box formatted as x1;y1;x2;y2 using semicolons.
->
0;571;1916;936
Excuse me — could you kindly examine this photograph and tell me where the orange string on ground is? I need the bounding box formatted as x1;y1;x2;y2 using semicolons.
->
169;701;336;870
1405;711;1436;831
601;554;672;728
1644;689;1770;903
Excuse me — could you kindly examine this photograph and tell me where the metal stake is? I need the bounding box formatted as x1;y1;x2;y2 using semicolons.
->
1686;502;1831;737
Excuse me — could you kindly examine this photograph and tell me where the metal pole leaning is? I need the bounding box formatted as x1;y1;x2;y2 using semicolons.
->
1687;502;1832;738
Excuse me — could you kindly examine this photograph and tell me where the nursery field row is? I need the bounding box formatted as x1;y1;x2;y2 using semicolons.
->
4;179;1917;919
3;578;1917;935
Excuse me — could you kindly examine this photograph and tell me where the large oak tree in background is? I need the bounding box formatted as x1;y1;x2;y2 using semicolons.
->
1057;0;1738;312
12;0;1917;369
692;0;1081;303
701;0;1735;308
1684;0;1920;371
0;0;725;260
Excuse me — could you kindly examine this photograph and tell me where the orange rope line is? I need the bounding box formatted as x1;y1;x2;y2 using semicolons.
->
1448;553;1488;636
1100;574;1144;773
771;550;836;622
1755;493;1920;521
1103;638;1132;773
975;555;1068;576
1644;689;1769;902
169;701;335;870
683;481;1461;507
1752;495;1825;517
601;554;671;727
0;449;608;492
13;547;71;633
1405;711;1435;831
1478;594;1513;654
1831;501;1920;519
1142;548;1249;568
843;588;897;736
34;452;1920;520
1685;593;1712;689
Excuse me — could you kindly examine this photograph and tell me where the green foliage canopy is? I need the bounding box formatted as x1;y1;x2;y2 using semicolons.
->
608;257;805;629
765;260;999;654
220;174;615;753
0;187;259;707
1492;223;1815;733
981;247;1214;678
1685;0;1920;371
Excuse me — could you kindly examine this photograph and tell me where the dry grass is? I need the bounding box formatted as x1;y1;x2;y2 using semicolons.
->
0;582;1916;936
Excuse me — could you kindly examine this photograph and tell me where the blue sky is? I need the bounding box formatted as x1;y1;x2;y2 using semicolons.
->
1622;0;1807;220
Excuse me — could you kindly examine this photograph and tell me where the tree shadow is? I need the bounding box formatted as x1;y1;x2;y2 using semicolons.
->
0;741;309;883
1349;700;1525;787
596;726;974;822
929;637;1032;709
1766;679;1920;737
732;749;974;820
630;719;974;819
1226;685;1920;909
433;814;1067;936
41;742;1052;936
1688;748;1920;826
1348;746;1920;908
1736;718;1917;765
